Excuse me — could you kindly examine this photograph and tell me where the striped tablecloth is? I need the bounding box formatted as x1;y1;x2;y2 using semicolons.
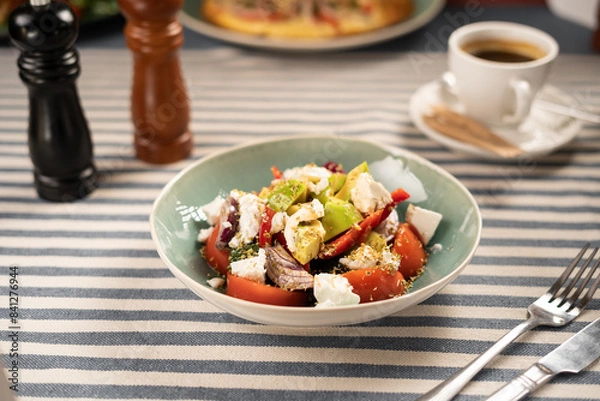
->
1;47;599;401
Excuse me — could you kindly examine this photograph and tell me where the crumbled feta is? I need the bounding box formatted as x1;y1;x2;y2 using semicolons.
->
197;227;214;243
430;243;443;253
228;193;265;248
339;244;400;271
200;196;225;226
313;273;360;308
228;189;243;201
312;177;330;195
405;204;442;245
380;249;401;271
284;199;325;253
207;277;225;288
283;164;332;181
230;248;267;283
269;212;287;234
339;244;378;270
351;173;392;214
283;164;332;195
374;209;399;241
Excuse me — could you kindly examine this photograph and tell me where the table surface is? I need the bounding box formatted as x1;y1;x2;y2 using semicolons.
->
1;3;600;401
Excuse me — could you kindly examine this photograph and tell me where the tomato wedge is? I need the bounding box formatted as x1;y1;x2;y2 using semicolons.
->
225;273;310;306
258;206;277;247
392;223;427;278
342;268;405;303
203;222;230;276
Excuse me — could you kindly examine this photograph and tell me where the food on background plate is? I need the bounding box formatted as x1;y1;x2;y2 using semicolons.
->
1;0;119;25
201;0;414;38
197;160;442;307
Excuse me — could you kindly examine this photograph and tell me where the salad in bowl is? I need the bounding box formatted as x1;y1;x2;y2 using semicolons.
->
150;135;481;326
198;160;442;308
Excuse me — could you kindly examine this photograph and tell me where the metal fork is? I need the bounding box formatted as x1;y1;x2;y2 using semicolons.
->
418;243;600;401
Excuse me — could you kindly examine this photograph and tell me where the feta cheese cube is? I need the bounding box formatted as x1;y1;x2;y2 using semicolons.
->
283;164;332;181
313;273;360;307
207;277;225;288
374;209;399;241
269;212;287;234
228;193;265;248
283;164;332;196
339;243;400;271
197;227;214;243
351;173;392;214
230;248;267;284
200;196;225;226
405;204;442;245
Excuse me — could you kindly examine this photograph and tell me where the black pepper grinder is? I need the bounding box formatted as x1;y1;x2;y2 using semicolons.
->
8;0;97;202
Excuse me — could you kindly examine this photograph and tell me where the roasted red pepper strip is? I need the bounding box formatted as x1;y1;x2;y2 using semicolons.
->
258;206;277;247
390;188;410;204
319;207;387;259
318;188;410;259
271;166;283;180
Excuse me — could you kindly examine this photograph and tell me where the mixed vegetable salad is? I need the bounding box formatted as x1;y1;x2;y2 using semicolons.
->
197;161;442;307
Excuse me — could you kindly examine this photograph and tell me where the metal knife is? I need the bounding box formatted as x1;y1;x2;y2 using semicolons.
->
486;317;600;401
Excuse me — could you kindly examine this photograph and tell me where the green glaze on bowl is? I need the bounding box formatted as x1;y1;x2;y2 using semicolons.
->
151;134;481;326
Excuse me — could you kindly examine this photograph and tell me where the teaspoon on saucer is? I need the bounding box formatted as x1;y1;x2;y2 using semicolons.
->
534;99;600;125
422;106;525;159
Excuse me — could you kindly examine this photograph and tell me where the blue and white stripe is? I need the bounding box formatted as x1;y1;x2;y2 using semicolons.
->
0;48;599;401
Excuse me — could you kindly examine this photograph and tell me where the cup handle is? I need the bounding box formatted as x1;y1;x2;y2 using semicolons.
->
504;79;532;125
439;71;458;99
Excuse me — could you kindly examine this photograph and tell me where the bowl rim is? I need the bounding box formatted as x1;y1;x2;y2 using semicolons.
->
150;134;482;322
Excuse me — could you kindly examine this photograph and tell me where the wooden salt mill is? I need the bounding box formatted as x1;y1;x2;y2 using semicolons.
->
118;0;193;164
8;0;98;201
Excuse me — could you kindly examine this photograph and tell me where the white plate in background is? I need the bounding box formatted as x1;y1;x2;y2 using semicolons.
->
180;0;445;52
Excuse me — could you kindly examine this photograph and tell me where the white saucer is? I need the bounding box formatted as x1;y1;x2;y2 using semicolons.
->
409;80;583;160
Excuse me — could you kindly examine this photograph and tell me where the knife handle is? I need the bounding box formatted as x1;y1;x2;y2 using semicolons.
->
485;363;556;401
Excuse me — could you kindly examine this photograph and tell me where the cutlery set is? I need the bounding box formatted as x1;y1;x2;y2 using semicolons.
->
419;243;600;401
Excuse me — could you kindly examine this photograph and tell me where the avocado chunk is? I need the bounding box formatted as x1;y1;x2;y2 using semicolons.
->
329;172;346;193
321;198;364;241
365;231;387;253
292;221;325;265
335;162;369;201
267;179;307;212
313;173;346;205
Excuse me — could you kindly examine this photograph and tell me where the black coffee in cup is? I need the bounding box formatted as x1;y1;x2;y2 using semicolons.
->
462;39;547;63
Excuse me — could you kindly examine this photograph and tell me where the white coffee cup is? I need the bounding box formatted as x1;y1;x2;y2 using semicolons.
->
444;21;559;127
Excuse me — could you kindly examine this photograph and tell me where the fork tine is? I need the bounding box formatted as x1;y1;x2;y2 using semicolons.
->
564;248;600;305
547;243;590;299
571;254;600;312
556;247;598;306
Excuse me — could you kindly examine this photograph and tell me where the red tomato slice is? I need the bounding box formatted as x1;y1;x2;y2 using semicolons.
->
342;268;405;303
392;223;427;278
258;206;276;247
203;223;230;276
225;273;310;306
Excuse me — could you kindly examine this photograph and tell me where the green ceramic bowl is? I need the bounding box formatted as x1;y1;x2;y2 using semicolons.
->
150;134;481;326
